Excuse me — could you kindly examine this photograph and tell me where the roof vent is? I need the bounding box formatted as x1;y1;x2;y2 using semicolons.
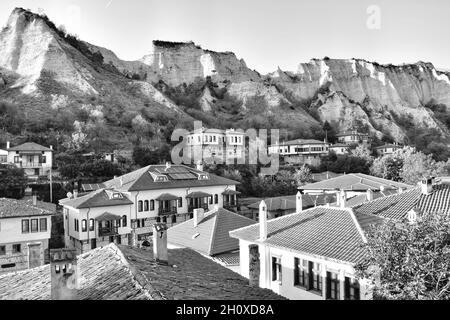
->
165;162;172;171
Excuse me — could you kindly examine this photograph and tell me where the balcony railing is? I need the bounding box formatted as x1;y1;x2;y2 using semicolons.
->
188;204;209;213
158;206;178;216
98;226;118;237
20;162;43;168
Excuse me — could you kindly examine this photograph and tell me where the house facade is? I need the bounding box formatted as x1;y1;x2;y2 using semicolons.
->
375;143;402;156
268;139;330;167
5;142;53;179
230;197;375;300
336;130;370;145
329;143;350;155
0;197;53;274
0;148;7;164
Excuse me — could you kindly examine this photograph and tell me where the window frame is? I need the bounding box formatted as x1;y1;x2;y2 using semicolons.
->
22;219;30;234
326;271;340;300
31;219;38;233
271;256;282;283
39;218;47;232
89;218;95;231
12;244;21;254
122;215;127;227
0;245;5;256
144;200;149;211
344;277;360;300
150;200;155;211
138;201;143;212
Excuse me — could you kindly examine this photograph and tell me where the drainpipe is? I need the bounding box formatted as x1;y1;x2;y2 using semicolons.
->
86;208;91;253
134;191;140;245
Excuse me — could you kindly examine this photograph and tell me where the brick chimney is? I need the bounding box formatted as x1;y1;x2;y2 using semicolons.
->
296;191;303;213
193;208;205;227
366;189;373;201
339;189;347;208
50;249;78;300
32;193;37;206
248;244;260;287
259;200;267;241
420;177;433;195
152;223;168;265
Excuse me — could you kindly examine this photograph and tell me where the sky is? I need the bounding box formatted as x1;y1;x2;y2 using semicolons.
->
0;0;449;74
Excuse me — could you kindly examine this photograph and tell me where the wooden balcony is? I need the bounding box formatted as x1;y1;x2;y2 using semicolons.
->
188;204;209;213
98;226;118;237
158;206;178;216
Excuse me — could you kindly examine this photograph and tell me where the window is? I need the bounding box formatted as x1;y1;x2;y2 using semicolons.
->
162;216;167;224
116;219;121;228
74;219;79;232
144;200;149;211
136;219;141;228
138;201;143;212
214;194;218;204
14;156;20;163
156;217;161;223
326;272;340;300
30;219;38;233
12;244;21;254
209;196;213;205
294;258;322;294
141;219;146;227
345;277;360;300
0;246;5;256
172;215;177;224
22;219;30;233
122;215;127;227
39;218;47;232
310;262;322;292
81;219;87;232
272;256;282;282
150;200;155;211
89;219;94;231
40;155;46;164
178;198;182;208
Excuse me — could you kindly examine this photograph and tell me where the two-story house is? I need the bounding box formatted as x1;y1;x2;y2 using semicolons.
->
60;163;240;251
5;142;53;179
0;196;53;274
229;194;378;300
268;139;330;166
336;130;370;145
59;188;133;254
375;143;402;156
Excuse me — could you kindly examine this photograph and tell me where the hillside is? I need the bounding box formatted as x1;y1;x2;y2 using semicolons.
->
0;8;449;161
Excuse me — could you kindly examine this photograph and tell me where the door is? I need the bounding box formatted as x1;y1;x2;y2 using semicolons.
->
91;238;97;250
116;235;121;244
28;243;42;268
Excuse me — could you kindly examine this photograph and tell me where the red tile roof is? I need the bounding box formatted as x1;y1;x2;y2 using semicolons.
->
247;194;337;211
168;208;256;256
300;173;412;191
7;142;52;152
59;189;133;209
0;198;54;219
230;206;369;265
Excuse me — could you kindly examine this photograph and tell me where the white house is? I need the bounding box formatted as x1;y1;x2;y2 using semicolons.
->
375;143;402;156
329;143;350;155
0;148;7;164
5;141;53;179
336;130;370;145
268;139;330;166
0;196;53;274
229;193;377;300
59;163;240;253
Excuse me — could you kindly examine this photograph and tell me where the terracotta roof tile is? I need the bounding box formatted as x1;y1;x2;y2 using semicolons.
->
7;142;52;152
59;189;133;209
0;198;54;219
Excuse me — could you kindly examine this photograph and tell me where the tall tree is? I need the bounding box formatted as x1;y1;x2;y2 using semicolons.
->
0;164;28;199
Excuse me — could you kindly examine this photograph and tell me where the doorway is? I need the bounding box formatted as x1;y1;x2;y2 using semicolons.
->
28;243;42;268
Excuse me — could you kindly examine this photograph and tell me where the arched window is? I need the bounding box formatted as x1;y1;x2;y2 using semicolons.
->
89;219;94;231
214;194;218;204
144;200;149;211
178;198;182;208
138;201;143;212
81;219;87;232
116;219;121;228
122;215;127;227
209;196;213;204
150;200;155;211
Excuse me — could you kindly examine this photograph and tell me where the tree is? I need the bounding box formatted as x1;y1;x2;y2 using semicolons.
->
293;165;313;186
351;145;374;164
355;212;450;300
0;164;28;199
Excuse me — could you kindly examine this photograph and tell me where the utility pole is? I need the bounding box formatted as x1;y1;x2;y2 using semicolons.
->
49;166;53;203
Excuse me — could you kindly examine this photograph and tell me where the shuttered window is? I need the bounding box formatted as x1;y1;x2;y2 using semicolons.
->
22;220;30;233
326;272;340;300
344;277;360;300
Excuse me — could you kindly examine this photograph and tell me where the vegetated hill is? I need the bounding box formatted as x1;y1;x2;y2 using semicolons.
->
1;8;449;162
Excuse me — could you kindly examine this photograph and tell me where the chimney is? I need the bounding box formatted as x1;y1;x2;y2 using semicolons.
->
398;187;404;194
420;177;433;195
366;189;373;201
259;200;267;241
6;141;10;149
32;193;37;206
73;190;78;199
50;145;53;150
339;189;347;208
120;177;123;187
248;244;260;287
152;223;168;265
165;162;171;170
50;249;78;300
196;160;204;172
193;208;205;227
296;191;303;213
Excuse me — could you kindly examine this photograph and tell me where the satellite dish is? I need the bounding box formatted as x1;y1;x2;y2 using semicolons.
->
67;192;73;199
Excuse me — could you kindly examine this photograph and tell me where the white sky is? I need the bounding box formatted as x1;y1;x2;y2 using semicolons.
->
0;0;449;74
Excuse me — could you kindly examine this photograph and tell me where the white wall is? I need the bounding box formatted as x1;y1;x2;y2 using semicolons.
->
0;215;52;244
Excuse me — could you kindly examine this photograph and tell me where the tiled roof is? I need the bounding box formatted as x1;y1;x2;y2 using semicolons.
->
274;139;326;147
0;244;153;300
59;189;133;209
330;143;350;148
300;173;412;191
103;165;239;192
354;184;450;221
230;206;369;265
336;131;368;137
117;245;284;300
0;243;284;300
168;208;256;256
247;194;337;211
311;171;343;182
212;251;240;266
375;144;401;149
7;142;52;152
346;189;399;207
0;198;54;219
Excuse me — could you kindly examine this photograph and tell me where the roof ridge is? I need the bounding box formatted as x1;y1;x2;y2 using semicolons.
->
353;185;421;209
346;208;368;243
218;207;256;223
208;211;220;255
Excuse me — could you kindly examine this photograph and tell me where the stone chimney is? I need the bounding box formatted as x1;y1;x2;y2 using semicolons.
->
6;141;10;149
296;191;303;213
32;193;37;206
152;223;168;265
50;145;53;150
259;200;267;241
366;189;373;202
420;177;433;195
50;249;78;300
196;160;204;172
193;208;205;227
248;244;260;287
73;190;78;199
339;189;347;208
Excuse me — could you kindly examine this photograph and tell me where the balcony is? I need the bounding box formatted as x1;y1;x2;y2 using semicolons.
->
158;206;178;216
188;204;209;213
20;162;43;168
224;202;238;211
98;226;118;237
